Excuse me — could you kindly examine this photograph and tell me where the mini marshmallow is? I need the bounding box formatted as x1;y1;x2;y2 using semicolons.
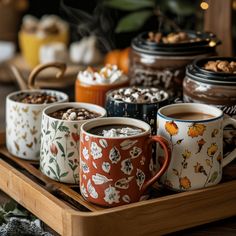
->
102;127;143;138
39;42;67;64
111;87;167;104
77;64;127;85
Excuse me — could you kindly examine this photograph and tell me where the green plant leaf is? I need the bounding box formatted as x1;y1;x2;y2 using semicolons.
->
3;201;17;212
115;10;152;33
167;0;195;15
57;141;65;155
104;0;155;11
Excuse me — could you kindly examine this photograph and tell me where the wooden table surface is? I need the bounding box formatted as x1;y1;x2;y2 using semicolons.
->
0;82;236;235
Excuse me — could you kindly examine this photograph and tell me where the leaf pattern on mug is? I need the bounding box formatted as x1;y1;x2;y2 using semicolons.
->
165;121;179;136
130;146;142;159
91;142;102;160
136;169;145;190
179;176;191;190
81;184;88;198
102;162;111;173
115;176;134;189
188;124;206;138
99;139;108;148
120;139;138;150
92;161;97;169
196;138;206;154
109;146;121;164
103;185;120;204
122;195;131;203
121;158;133;175
208;171;218;183
207;143;218;157
87;179;98;199
82;147;89;160
194;162;207;176
92;173;113;185
81;160;90;173
211;129;219;138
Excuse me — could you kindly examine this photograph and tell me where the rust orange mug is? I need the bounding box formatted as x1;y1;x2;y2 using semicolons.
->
79;117;171;207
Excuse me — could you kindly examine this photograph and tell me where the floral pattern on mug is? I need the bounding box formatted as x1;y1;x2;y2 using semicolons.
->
159;118;223;191
91;142;102;160
80;118;171;207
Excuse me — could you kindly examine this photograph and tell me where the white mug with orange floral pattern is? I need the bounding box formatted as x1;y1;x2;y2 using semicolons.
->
157;103;236;191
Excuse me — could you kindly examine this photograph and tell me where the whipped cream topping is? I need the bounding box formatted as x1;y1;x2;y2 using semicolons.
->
78;65;128;85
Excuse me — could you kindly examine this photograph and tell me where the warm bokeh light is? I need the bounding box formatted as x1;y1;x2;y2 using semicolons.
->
200;1;209;10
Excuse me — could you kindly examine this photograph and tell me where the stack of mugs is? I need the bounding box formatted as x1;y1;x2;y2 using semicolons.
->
5;30;236;208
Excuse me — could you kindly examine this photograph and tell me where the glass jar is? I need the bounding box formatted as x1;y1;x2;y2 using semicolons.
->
129;31;220;98
183;57;236;155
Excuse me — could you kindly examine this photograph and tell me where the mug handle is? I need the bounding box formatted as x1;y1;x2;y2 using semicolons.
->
141;136;171;193
222;118;236;167
28;62;67;89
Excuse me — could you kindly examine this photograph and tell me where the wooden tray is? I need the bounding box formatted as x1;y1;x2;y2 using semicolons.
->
0;132;236;236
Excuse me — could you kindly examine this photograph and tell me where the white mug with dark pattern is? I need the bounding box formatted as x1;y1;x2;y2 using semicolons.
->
6;90;68;160
157;103;236;191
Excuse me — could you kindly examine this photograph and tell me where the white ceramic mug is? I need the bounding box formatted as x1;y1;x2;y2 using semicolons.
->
157;103;236;191
40;102;107;184
6;90;68;160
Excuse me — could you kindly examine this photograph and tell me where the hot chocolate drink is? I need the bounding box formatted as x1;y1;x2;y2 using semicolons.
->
49;107;100;121
16;92;58;104
168;112;215;120
88;124;144;137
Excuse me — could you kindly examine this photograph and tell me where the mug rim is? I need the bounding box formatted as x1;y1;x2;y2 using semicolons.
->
6;89;68;106
42;102;107;123
106;86;169;105
81;117;151;139
158;103;223;123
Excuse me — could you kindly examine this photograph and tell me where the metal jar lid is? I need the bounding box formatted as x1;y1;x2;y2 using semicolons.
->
132;31;220;56
186;57;236;86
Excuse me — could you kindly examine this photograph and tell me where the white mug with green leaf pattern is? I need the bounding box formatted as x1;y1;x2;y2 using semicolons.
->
40;102;106;184
157;103;236;191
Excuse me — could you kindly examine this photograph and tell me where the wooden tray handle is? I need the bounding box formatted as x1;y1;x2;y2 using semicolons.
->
28;62;67;89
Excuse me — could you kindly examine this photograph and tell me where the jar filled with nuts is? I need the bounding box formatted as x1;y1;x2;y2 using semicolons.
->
183;57;236;155
129;31;220;98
